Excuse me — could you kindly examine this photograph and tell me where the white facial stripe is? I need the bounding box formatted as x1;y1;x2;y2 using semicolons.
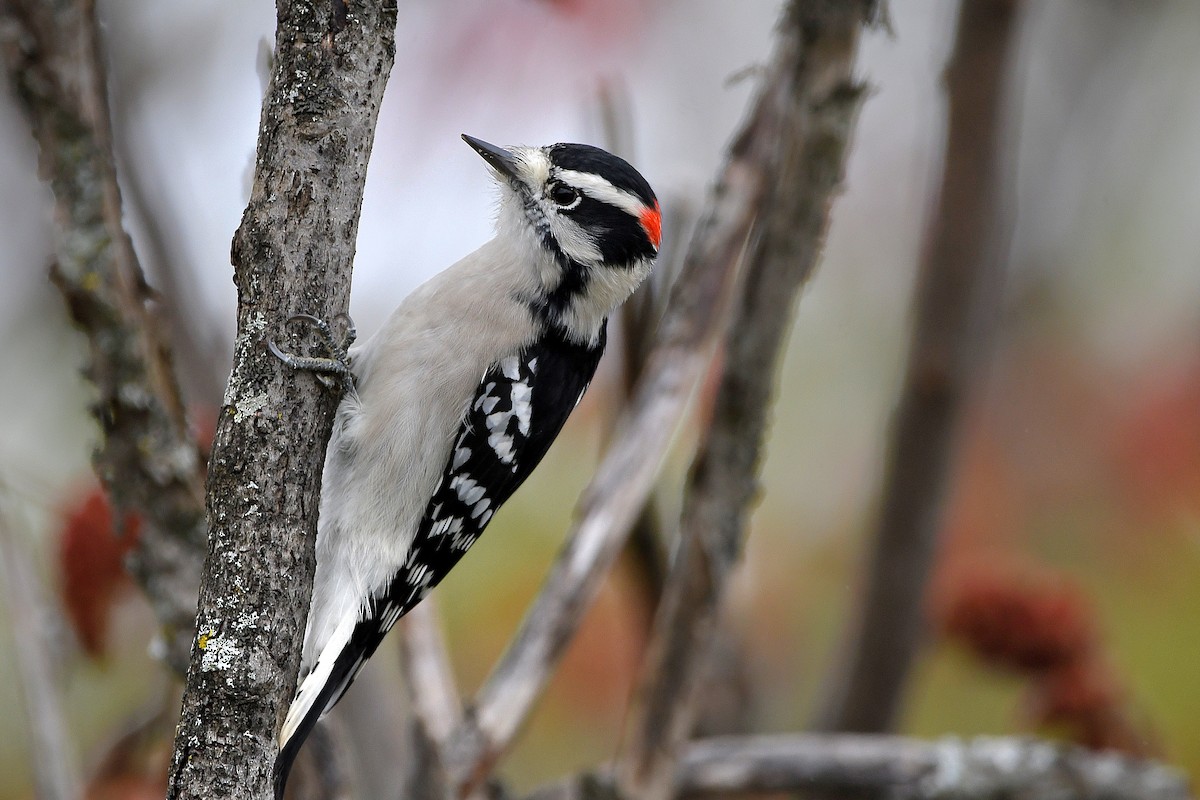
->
549;216;604;265
555;169;646;218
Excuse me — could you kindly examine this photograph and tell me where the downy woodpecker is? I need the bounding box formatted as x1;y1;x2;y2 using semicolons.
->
273;135;660;795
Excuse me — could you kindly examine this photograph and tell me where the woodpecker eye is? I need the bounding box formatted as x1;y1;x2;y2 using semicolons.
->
548;182;580;208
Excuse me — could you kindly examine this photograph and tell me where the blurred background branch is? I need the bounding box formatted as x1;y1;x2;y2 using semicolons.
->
0;0;206;673
0;488;81;800
528;735;1192;800
595;77;674;638
618;4;875;799
814;0;1022;734
397;598;465;800
113;131;229;407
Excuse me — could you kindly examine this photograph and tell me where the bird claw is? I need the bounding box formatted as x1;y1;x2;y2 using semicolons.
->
269;313;356;393
284;313;356;353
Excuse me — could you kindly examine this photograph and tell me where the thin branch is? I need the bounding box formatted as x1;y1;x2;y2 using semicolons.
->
617;4;875;798
289;722;355;800
678;735;1195;799
165;1;398;797
399;598;463;747
0;489;82;800
0;0;206;673
115;129;228;406
528;735;1193;800
396;597;462;800
814;0;1022;734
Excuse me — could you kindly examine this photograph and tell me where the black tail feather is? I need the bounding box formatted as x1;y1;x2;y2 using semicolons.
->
274;617;398;800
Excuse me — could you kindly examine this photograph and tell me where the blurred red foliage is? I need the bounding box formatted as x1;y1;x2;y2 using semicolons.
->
85;773;165;800
932;557;1157;757
934;560;1095;672
56;407;214;660
430;0;653;104
57;487;141;658
1027;660;1153;753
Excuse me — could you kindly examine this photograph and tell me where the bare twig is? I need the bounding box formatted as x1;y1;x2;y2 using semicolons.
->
0;0;206;673
617;4;875;798
115;131;228;406
289;723;355;800
814;0;1022;734
399;598;463;749
0;489;82;800
528;735;1193;800
164;1;398;797
396;597;462;800
440;27;795;792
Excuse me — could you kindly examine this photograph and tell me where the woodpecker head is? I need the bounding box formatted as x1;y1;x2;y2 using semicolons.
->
463;134;660;344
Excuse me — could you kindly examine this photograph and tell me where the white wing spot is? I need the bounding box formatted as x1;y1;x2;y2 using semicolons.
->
452;475;487;505
453;447;471;470
472;499;490;519
500;356;521;380
511;381;533;436
474;383;497;411
488;431;515;463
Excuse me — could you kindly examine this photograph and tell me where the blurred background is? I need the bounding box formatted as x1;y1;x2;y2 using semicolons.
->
1;0;1198;797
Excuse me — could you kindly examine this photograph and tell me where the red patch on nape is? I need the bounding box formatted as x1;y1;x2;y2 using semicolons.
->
640;201;662;249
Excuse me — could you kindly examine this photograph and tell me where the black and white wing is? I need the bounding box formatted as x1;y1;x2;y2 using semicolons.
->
363;326;605;647
275;326;605;791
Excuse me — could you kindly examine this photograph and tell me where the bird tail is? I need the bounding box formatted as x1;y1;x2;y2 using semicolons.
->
274;613;359;800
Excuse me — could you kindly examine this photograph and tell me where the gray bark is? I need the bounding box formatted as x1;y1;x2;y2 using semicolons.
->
165;2;398;798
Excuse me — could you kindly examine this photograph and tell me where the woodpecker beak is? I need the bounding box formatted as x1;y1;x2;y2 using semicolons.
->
462;134;522;184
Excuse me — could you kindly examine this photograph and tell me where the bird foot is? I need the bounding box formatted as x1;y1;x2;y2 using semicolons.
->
269;313;356;393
